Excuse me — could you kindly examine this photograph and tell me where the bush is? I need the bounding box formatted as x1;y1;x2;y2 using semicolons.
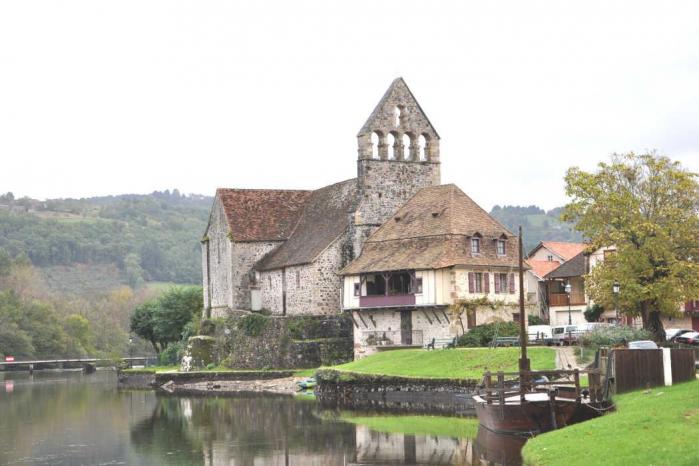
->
238;313;268;337
199;319;216;336
528;315;546;325
579;326;651;347
159;341;185;365
457;321;519;347
584;304;604;322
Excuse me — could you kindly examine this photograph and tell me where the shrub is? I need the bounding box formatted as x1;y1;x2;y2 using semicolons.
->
199;319;216;336
159;341;185;365
584;304;604;322
579;325;651;347
238;313;268;337
528;315;546;325
457;321;519;347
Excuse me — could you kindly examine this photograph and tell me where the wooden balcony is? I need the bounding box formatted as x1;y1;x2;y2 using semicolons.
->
359;294;416;308
548;292;586;307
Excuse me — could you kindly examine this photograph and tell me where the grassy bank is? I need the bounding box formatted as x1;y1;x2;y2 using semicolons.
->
332;347;556;379
340;413;479;438
522;380;699;466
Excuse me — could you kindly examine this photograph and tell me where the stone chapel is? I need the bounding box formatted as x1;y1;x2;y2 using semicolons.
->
201;78;441;317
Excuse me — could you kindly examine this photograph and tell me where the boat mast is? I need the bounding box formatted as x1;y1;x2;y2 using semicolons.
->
518;225;530;373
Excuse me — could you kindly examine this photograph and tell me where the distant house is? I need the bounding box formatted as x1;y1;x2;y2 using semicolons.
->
340;184;526;358
525;241;587;322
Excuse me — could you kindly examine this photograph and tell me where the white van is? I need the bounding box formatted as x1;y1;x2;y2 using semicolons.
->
528;325;552;342
551;325;578;345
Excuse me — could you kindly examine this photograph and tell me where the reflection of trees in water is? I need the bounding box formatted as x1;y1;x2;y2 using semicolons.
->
131;394;357;465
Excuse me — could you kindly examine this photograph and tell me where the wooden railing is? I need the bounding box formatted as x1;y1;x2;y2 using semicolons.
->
480;369;604;404
548;292;586;307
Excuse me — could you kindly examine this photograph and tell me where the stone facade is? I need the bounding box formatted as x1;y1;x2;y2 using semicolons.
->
203;78;441;319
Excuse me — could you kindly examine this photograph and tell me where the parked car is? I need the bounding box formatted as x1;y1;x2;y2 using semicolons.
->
628;340;658;349
551;325;579;345
665;328;694;341
674;331;699;346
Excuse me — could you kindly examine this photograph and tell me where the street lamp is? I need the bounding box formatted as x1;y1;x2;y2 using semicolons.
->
612;281;620;324
564;281;572;325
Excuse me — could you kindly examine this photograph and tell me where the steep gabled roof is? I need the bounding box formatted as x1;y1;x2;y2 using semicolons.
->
526;259;562;279
545;251;586;279
255;179;357;271
528;241;586;261
214;188;312;242
340;184;521;274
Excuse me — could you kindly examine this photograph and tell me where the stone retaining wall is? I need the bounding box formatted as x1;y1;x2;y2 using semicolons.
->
117;369;295;389
315;369;479;415
214;313;353;369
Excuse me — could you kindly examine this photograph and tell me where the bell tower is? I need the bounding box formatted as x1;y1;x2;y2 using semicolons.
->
351;78;441;256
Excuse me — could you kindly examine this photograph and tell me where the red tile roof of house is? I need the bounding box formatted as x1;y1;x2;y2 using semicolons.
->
540;241;586;261
216;188;312;242
526;259;561;279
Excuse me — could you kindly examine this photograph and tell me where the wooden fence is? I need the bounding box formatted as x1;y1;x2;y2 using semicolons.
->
611;348;695;394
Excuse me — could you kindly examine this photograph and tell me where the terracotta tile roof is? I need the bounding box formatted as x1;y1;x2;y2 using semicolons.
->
540;241;586;261
341;184;522;274
255;179;357;270
526;259;561;279
216;188;312;242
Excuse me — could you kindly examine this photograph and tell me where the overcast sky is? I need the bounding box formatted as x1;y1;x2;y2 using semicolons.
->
1;1;698;210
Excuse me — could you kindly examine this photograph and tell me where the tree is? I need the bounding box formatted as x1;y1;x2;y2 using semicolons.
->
64;314;94;357
563;153;699;340
152;286;202;347
131;301;161;353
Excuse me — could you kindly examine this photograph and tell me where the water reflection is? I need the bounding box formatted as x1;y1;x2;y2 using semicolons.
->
0;371;527;465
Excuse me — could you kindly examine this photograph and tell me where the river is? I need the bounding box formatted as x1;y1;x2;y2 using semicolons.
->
0;370;526;465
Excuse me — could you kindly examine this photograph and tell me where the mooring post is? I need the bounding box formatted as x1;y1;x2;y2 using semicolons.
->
574;368;580;402
484;371;492;404
497;371;505;406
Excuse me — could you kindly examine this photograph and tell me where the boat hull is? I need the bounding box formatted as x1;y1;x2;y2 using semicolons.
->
473;395;580;435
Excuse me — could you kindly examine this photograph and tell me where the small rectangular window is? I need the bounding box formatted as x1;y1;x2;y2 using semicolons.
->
497;240;506;255
547;255;554;262
353;282;360;297
471;238;480;254
414;277;423;294
474;272;483;293
499;273;508;292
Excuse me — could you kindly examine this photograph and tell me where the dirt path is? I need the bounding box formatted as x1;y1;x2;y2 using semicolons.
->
555;346;587;370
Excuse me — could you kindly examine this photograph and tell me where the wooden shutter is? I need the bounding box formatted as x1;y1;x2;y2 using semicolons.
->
494;273;500;294
483;273;490;293
468;272;474;293
509;273;515;294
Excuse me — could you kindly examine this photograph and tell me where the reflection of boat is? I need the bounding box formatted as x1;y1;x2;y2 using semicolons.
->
473;227;605;435
473;425;527;466
296;377;317;390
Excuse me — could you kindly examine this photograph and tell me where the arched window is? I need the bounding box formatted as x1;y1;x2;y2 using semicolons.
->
402;134;411;160
371;132;380;159
387;133;396;159
394;106;401;127
418;134;427;161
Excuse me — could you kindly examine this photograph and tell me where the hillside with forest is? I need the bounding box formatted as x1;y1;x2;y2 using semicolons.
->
0;190;212;294
489;205;582;253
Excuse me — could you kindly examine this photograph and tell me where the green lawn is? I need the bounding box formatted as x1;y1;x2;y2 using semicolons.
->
340;413;479;438
522;380;699;466
332;347;556;379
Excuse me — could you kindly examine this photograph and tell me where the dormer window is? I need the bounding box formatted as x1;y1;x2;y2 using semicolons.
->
497;240;506;256
471;237;481;254
547;255;554;262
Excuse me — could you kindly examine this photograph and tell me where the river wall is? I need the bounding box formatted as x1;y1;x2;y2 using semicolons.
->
212;313;353;369
117;370;295;390
315;369;480;415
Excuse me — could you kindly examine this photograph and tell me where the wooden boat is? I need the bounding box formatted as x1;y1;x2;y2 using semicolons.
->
473;227;603;435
